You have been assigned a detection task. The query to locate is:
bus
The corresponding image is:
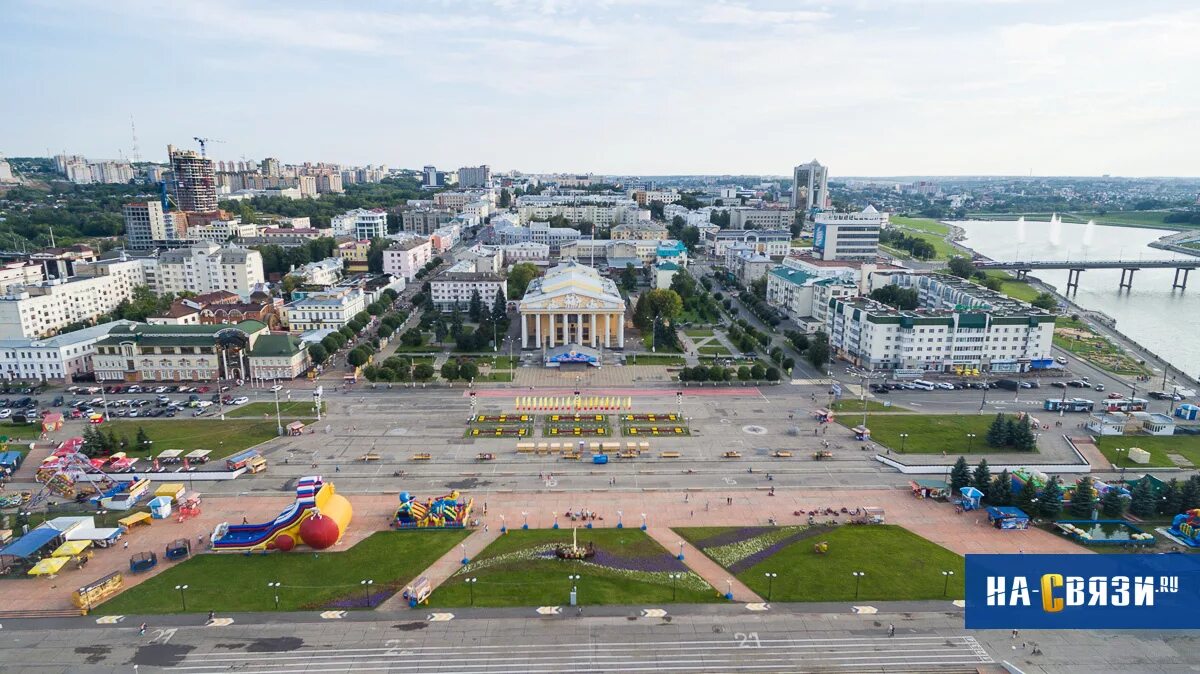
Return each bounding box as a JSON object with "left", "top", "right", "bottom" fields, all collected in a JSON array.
[
  {"left": 225, "top": 449, "right": 267, "bottom": 473},
  {"left": 911, "top": 380, "right": 936, "bottom": 391}
]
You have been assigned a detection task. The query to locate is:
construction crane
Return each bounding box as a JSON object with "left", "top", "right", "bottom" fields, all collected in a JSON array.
[{"left": 193, "top": 136, "right": 224, "bottom": 157}]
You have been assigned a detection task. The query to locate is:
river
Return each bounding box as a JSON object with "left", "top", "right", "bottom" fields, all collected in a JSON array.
[{"left": 952, "top": 219, "right": 1200, "bottom": 380}]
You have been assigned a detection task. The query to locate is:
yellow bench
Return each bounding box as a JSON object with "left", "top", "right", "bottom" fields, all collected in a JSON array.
[{"left": 660, "top": 451, "right": 681, "bottom": 459}]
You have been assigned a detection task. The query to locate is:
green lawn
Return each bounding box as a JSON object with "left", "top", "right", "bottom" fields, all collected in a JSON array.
[
  {"left": 97, "top": 419, "right": 294, "bottom": 459},
  {"left": 1054, "top": 317, "right": 1151, "bottom": 376},
  {"left": 979, "top": 271, "right": 1043, "bottom": 303},
  {"left": 698, "top": 345, "right": 732, "bottom": 356},
  {"left": 889, "top": 217, "right": 958, "bottom": 261},
  {"left": 100, "top": 530, "right": 470, "bottom": 614},
  {"left": 476, "top": 372, "right": 514, "bottom": 382},
  {"left": 641, "top": 332, "right": 682, "bottom": 353},
  {"left": 890, "top": 216, "right": 950, "bottom": 235},
  {"left": 1095, "top": 435, "right": 1200, "bottom": 469},
  {"left": 829, "top": 399, "right": 911, "bottom": 413},
  {"left": 430, "top": 528, "right": 719, "bottom": 607},
  {"left": 224, "top": 401, "right": 324, "bottom": 418},
  {"left": 683, "top": 328, "right": 714, "bottom": 339},
  {"left": 849, "top": 414, "right": 1036, "bottom": 454},
  {"left": 626, "top": 354, "right": 686, "bottom": 366},
  {"left": 678, "top": 525, "right": 964, "bottom": 602}
]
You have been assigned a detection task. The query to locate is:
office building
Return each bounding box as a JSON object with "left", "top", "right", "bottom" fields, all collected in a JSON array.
[
  {"left": 168, "top": 144, "right": 218, "bottom": 212},
  {"left": 790, "top": 159, "right": 829, "bottom": 213},
  {"left": 423, "top": 165, "right": 444, "bottom": 188},
  {"left": 383, "top": 238, "right": 433, "bottom": 281},
  {"left": 728, "top": 208, "right": 796, "bottom": 230},
  {"left": 458, "top": 165, "right": 491, "bottom": 188},
  {"left": 813, "top": 206, "right": 886, "bottom": 261},
  {"left": 705, "top": 229, "right": 792, "bottom": 257},
  {"left": 155, "top": 243, "right": 265, "bottom": 297},
  {"left": 284, "top": 286, "right": 368, "bottom": 332},
  {"left": 401, "top": 208, "right": 455, "bottom": 236},
  {"left": 611, "top": 221, "right": 669, "bottom": 240},
  {"left": 430, "top": 269, "right": 507, "bottom": 312},
  {"left": 92, "top": 321, "right": 309, "bottom": 382}
]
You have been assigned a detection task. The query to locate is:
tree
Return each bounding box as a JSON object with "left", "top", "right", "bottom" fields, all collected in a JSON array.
[
  {"left": 458, "top": 361, "right": 479, "bottom": 381},
  {"left": 805, "top": 331, "right": 830, "bottom": 371},
  {"left": 750, "top": 362, "right": 766, "bottom": 379},
  {"left": 949, "top": 456, "right": 971, "bottom": 493},
  {"left": 1100, "top": 487, "right": 1127, "bottom": 518},
  {"left": 1031, "top": 292, "right": 1058, "bottom": 311},
  {"left": 868, "top": 285, "right": 919, "bottom": 310},
  {"left": 621, "top": 263, "right": 638, "bottom": 292},
  {"left": 1038, "top": 477, "right": 1064, "bottom": 518},
  {"left": 1014, "top": 475, "right": 1037, "bottom": 514},
  {"left": 765, "top": 367, "right": 781, "bottom": 382},
  {"left": 946, "top": 256, "right": 975, "bottom": 279},
  {"left": 737, "top": 365, "right": 751, "bottom": 381},
  {"left": 1070, "top": 476, "right": 1097, "bottom": 518},
  {"left": 634, "top": 289, "right": 683, "bottom": 330},
  {"left": 989, "top": 469, "right": 1013, "bottom": 506},
  {"left": 450, "top": 303, "right": 464, "bottom": 337},
  {"left": 499, "top": 188, "right": 511, "bottom": 208},
  {"left": 347, "top": 348, "right": 369, "bottom": 368},
  {"left": 136, "top": 427, "right": 151, "bottom": 449},
  {"left": 413, "top": 363, "right": 435, "bottom": 381},
  {"left": 491, "top": 288, "right": 507, "bottom": 324},
  {"left": 507, "top": 262, "right": 539, "bottom": 299},
  {"left": 1160, "top": 478, "right": 1183, "bottom": 516},
  {"left": 468, "top": 289, "right": 483, "bottom": 322},
  {"left": 972, "top": 459, "right": 992, "bottom": 500},
  {"left": 985, "top": 413, "right": 1009, "bottom": 447},
  {"left": 441, "top": 361, "right": 460, "bottom": 381},
  {"left": 1180, "top": 476, "right": 1200, "bottom": 512},
  {"left": 1012, "top": 420, "right": 1036, "bottom": 451},
  {"left": 308, "top": 343, "right": 328, "bottom": 365}
]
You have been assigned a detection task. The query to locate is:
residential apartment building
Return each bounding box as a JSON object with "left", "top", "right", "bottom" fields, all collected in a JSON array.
[
  {"left": 430, "top": 270, "right": 507, "bottom": 312},
  {"left": 155, "top": 243, "right": 265, "bottom": 297},
  {"left": 168, "top": 144, "right": 218, "bottom": 212},
  {"left": 0, "top": 261, "right": 45, "bottom": 294},
  {"left": 766, "top": 267, "right": 858, "bottom": 332},
  {"left": 515, "top": 195, "right": 639, "bottom": 227},
  {"left": 288, "top": 258, "right": 343, "bottom": 286},
  {"left": 631, "top": 189, "right": 680, "bottom": 206},
  {"left": 813, "top": 206, "right": 886, "bottom": 261},
  {"left": 790, "top": 159, "right": 829, "bottom": 213},
  {"left": 457, "top": 165, "right": 491, "bottom": 188},
  {"left": 0, "top": 258, "right": 144, "bottom": 339},
  {"left": 123, "top": 201, "right": 183, "bottom": 250},
  {"left": 383, "top": 238, "right": 433, "bottom": 281},
  {"left": 611, "top": 221, "right": 669, "bottom": 240},
  {"left": 0, "top": 320, "right": 134, "bottom": 382},
  {"left": 728, "top": 247, "right": 774, "bottom": 283},
  {"left": 331, "top": 208, "right": 388, "bottom": 240},
  {"left": 727, "top": 208, "right": 796, "bottom": 230},
  {"left": 402, "top": 207, "right": 455, "bottom": 236},
  {"left": 284, "top": 286, "right": 368, "bottom": 332},
  {"left": 434, "top": 190, "right": 491, "bottom": 211},
  {"left": 336, "top": 240, "right": 371, "bottom": 274}
]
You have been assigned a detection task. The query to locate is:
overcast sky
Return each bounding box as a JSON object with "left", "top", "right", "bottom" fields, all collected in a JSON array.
[{"left": 3, "top": 0, "right": 1197, "bottom": 177}]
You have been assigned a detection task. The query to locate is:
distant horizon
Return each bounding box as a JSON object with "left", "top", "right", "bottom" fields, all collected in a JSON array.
[{"left": 2, "top": 0, "right": 1196, "bottom": 177}]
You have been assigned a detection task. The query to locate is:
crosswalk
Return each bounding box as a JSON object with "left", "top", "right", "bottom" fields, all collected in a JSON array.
[{"left": 168, "top": 634, "right": 993, "bottom": 673}]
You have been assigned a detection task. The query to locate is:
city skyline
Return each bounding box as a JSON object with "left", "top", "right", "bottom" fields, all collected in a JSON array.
[{"left": 2, "top": 0, "right": 1198, "bottom": 176}]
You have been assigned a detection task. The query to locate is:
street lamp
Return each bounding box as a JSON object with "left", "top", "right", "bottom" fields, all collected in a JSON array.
[
  {"left": 1114, "top": 448, "right": 1128, "bottom": 481},
  {"left": 174, "top": 584, "right": 189, "bottom": 611},
  {"left": 852, "top": 571, "right": 866, "bottom": 599},
  {"left": 724, "top": 578, "right": 734, "bottom": 601},
  {"left": 966, "top": 433, "right": 976, "bottom": 453},
  {"left": 522, "top": 511, "right": 529, "bottom": 530},
  {"left": 899, "top": 433, "right": 909, "bottom": 453},
  {"left": 460, "top": 543, "right": 470, "bottom": 565},
  {"left": 669, "top": 573, "right": 682, "bottom": 601},
  {"left": 764, "top": 572, "right": 778, "bottom": 601},
  {"left": 640, "top": 513, "right": 648, "bottom": 531},
  {"left": 552, "top": 512, "right": 559, "bottom": 529},
  {"left": 499, "top": 514, "right": 506, "bottom": 534},
  {"left": 273, "top": 385, "right": 284, "bottom": 437},
  {"left": 568, "top": 574, "right": 581, "bottom": 606},
  {"left": 616, "top": 510, "right": 623, "bottom": 529},
  {"left": 268, "top": 581, "right": 281, "bottom": 610},
  {"left": 360, "top": 579, "right": 374, "bottom": 608},
  {"left": 465, "top": 577, "right": 478, "bottom": 606},
  {"left": 941, "top": 570, "right": 955, "bottom": 597},
  {"left": 677, "top": 540, "right": 685, "bottom": 561}
]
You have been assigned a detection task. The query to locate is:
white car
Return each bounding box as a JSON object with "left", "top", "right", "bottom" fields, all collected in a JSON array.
[
  {"left": 270, "top": 385, "right": 283, "bottom": 392},
  {"left": 0, "top": 409, "right": 11, "bottom": 419},
  {"left": 232, "top": 396, "right": 250, "bottom": 405},
  {"left": 935, "top": 382, "right": 955, "bottom": 390}
]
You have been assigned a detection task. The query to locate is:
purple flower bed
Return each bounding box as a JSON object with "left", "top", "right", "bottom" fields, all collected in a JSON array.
[
  {"left": 727, "top": 526, "right": 832, "bottom": 575},
  {"left": 591, "top": 548, "right": 689, "bottom": 573},
  {"left": 321, "top": 588, "right": 397, "bottom": 609},
  {"left": 693, "top": 527, "right": 773, "bottom": 550}
]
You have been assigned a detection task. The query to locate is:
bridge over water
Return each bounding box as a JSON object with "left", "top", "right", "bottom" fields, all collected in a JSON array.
[{"left": 974, "top": 257, "right": 1198, "bottom": 292}]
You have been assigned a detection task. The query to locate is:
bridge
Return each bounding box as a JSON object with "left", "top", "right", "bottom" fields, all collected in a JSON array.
[{"left": 974, "top": 258, "right": 1198, "bottom": 293}]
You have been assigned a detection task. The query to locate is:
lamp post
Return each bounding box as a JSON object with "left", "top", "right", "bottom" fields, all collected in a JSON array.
[
  {"left": 616, "top": 510, "right": 623, "bottom": 529},
  {"left": 764, "top": 572, "right": 778, "bottom": 601},
  {"left": 499, "top": 514, "right": 506, "bottom": 534},
  {"left": 273, "top": 386, "right": 284, "bottom": 437},
  {"left": 1114, "top": 448, "right": 1127, "bottom": 481},
  {"left": 465, "top": 577, "right": 477, "bottom": 606},
  {"left": 568, "top": 574, "right": 581, "bottom": 607},
  {"left": 852, "top": 571, "right": 866, "bottom": 599},
  {"left": 966, "top": 433, "right": 976, "bottom": 453},
  {"left": 460, "top": 543, "right": 470, "bottom": 565},
  {"left": 941, "top": 570, "right": 955, "bottom": 597},
  {"left": 360, "top": 579, "right": 374, "bottom": 608},
  {"left": 669, "top": 573, "right": 681, "bottom": 601},
  {"left": 268, "top": 581, "right": 281, "bottom": 610},
  {"left": 552, "top": 511, "right": 559, "bottom": 530},
  {"left": 724, "top": 578, "right": 734, "bottom": 601},
  {"left": 522, "top": 511, "right": 529, "bottom": 530},
  {"left": 174, "top": 584, "right": 189, "bottom": 611},
  {"left": 899, "top": 433, "right": 909, "bottom": 453},
  {"left": 640, "top": 512, "right": 647, "bottom": 531},
  {"left": 677, "top": 540, "right": 685, "bottom": 561}
]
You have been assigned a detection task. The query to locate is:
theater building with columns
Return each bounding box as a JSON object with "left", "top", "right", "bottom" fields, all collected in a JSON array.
[{"left": 517, "top": 261, "right": 627, "bottom": 352}]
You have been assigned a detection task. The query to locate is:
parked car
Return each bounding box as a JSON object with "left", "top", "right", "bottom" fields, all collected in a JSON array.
[
  {"left": 232, "top": 396, "right": 249, "bottom": 405},
  {"left": 1055, "top": 356, "right": 1068, "bottom": 364}
]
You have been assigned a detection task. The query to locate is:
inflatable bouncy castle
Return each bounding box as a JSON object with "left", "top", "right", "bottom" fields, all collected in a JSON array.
[
  {"left": 393, "top": 490, "right": 473, "bottom": 529},
  {"left": 211, "top": 476, "right": 353, "bottom": 552},
  {"left": 1169, "top": 509, "right": 1200, "bottom": 548}
]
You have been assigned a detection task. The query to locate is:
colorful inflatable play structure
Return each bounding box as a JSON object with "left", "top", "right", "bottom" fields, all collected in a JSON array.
[
  {"left": 1168, "top": 509, "right": 1200, "bottom": 548},
  {"left": 211, "top": 476, "right": 352, "bottom": 552},
  {"left": 393, "top": 490, "right": 473, "bottom": 529}
]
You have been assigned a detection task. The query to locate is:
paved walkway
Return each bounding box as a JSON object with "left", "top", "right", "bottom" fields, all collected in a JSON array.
[
  {"left": 376, "top": 526, "right": 501, "bottom": 610},
  {"left": 1069, "top": 435, "right": 1112, "bottom": 469},
  {"left": 643, "top": 526, "right": 763, "bottom": 602}
]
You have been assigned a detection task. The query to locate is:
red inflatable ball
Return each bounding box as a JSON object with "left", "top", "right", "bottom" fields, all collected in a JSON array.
[
  {"left": 298, "top": 514, "right": 340, "bottom": 550},
  {"left": 274, "top": 533, "right": 296, "bottom": 552}
]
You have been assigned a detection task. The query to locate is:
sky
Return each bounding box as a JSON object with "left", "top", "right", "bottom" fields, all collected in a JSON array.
[{"left": 2, "top": 0, "right": 1198, "bottom": 177}]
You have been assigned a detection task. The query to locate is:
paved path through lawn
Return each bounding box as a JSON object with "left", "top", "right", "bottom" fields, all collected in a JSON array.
[
  {"left": 375, "top": 526, "right": 500, "bottom": 610},
  {"left": 644, "top": 525, "right": 763, "bottom": 602}
]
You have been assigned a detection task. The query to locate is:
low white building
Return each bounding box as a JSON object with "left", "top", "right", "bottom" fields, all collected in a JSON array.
[
  {"left": 186, "top": 218, "right": 258, "bottom": 244},
  {"left": 284, "top": 286, "right": 368, "bottom": 332},
  {"left": 332, "top": 208, "right": 389, "bottom": 239},
  {"left": 706, "top": 229, "right": 791, "bottom": 257},
  {"left": 500, "top": 242, "right": 550, "bottom": 265},
  {"left": 383, "top": 238, "right": 433, "bottom": 281},
  {"left": 288, "top": 258, "right": 343, "bottom": 287},
  {"left": 431, "top": 224, "right": 462, "bottom": 253},
  {"left": 0, "top": 320, "right": 134, "bottom": 382}
]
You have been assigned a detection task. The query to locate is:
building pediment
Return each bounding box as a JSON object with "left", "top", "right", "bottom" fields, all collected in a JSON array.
[{"left": 520, "top": 290, "right": 622, "bottom": 312}]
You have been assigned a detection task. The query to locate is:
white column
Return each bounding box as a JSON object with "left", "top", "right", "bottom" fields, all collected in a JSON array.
[
  {"left": 548, "top": 313, "right": 555, "bottom": 347},
  {"left": 605, "top": 314, "right": 611, "bottom": 348},
  {"left": 521, "top": 312, "right": 529, "bottom": 348},
  {"left": 577, "top": 313, "right": 584, "bottom": 345},
  {"left": 618, "top": 314, "right": 625, "bottom": 348},
  {"left": 591, "top": 314, "right": 598, "bottom": 348},
  {"left": 535, "top": 312, "right": 542, "bottom": 347}
]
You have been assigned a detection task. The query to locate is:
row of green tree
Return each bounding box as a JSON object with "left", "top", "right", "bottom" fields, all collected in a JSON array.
[
  {"left": 678, "top": 362, "right": 780, "bottom": 382},
  {"left": 363, "top": 355, "right": 435, "bottom": 382},
  {"left": 880, "top": 228, "right": 937, "bottom": 259},
  {"left": 984, "top": 413, "right": 1037, "bottom": 451}
]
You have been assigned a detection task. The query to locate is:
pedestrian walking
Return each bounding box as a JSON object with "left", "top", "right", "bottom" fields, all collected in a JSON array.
[
  {"left": 208, "top": 610, "right": 216, "bottom": 623},
  {"left": 139, "top": 622, "right": 147, "bottom": 636},
  {"left": 888, "top": 624, "right": 895, "bottom": 637},
  {"left": 123, "top": 540, "right": 129, "bottom": 550},
  {"left": 1011, "top": 629, "right": 1019, "bottom": 639}
]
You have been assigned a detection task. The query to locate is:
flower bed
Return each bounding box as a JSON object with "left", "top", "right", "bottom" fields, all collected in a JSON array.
[
  {"left": 472, "top": 414, "right": 533, "bottom": 425},
  {"left": 621, "top": 413, "right": 680, "bottom": 422},
  {"left": 622, "top": 425, "right": 689, "bottom": 436},
  {"left": 545, "top": 414, "right": 609, "bottom": 423},
  {"left": 467, "top": 425, "right": 530, "bottom": 437},
  {"left": 545, "top": 426, "right": 609, "bottom": 436}
]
